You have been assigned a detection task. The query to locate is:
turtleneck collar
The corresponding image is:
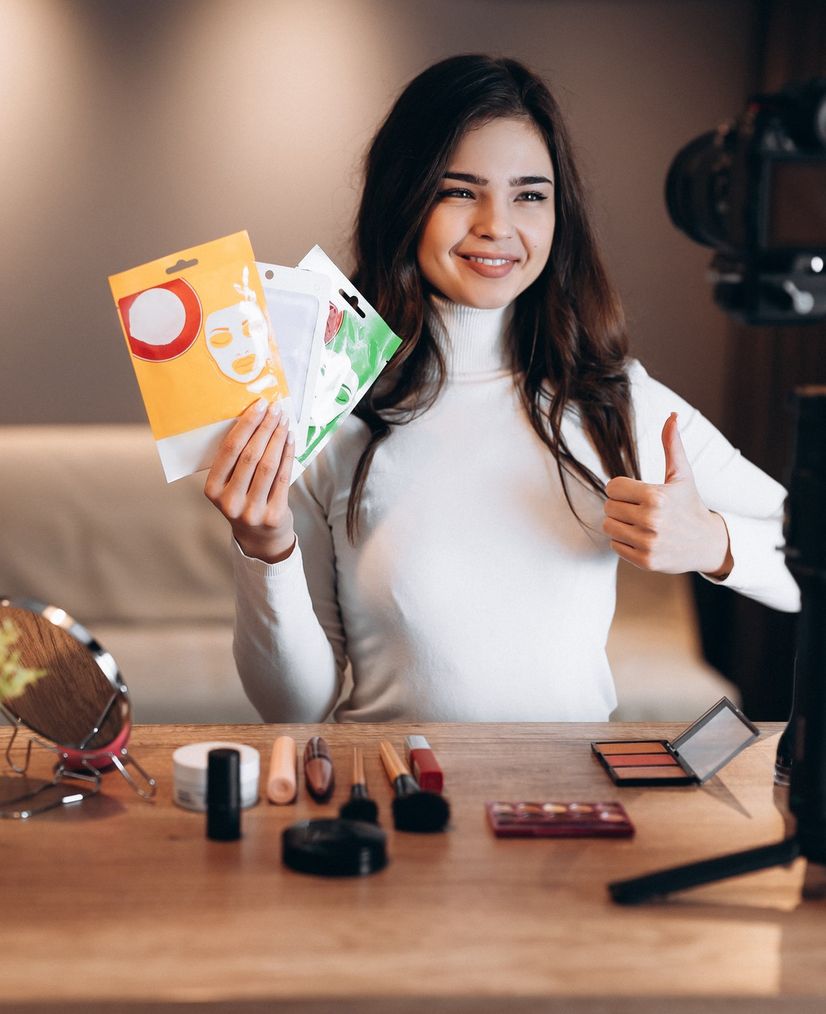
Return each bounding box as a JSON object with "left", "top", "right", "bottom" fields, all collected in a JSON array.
[{"left": 426, "top": 294, "right": 513, "bottom": 376}]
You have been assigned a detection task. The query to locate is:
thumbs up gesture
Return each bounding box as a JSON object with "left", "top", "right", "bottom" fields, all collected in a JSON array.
[{"left": 603, "top": 413, "right": 733, "bottom": 577}]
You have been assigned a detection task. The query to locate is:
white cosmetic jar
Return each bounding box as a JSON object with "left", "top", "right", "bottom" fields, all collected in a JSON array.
[{"left": 172, "top": 741, "right": 260, "bottom": 811}]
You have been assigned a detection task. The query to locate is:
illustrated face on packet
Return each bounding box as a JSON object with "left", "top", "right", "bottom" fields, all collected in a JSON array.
[
  {"left": 205, "top": 267, "right": 274, "bottom": 392},
  {"left": 309, "top": 348, "right": 359, "bottom": 424},
  {"left": 308, "top": 304, "right": 359, "bottom": 426}
]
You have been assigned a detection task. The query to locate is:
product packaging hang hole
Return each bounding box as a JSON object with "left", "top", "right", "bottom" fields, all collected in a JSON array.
[
  {"left": 165, "top": 257, "right": 199, "bottom": 275},
  {"left": 338, "top": 288, "right": 366, "bottom": 318}
]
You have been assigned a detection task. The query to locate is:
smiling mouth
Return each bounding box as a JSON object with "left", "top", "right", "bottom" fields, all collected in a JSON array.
[{"left": 461, "top": 255, "right": 517, "bottom": 266}]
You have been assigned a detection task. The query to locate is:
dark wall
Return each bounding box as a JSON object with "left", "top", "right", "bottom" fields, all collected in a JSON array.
[{"left": 693, "top": 0, "right": 826, "bottom": 720}]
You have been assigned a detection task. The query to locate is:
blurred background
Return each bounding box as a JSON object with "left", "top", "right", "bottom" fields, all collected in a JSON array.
[
  {"left": 0, "top": 0, "right": 763, "bottom": 428},
  {"left": 1, "top": 0, "right": 824, "bottom": 718}
]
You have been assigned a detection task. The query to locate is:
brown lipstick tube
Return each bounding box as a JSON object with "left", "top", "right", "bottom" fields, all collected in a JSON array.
[{"left": 303, "top": 736, "right": 335, "bottom": 802}]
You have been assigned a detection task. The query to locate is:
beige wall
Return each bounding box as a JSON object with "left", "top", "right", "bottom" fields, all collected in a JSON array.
[{"left": 0, "top": 0, "right": 756, "bottom": 429}]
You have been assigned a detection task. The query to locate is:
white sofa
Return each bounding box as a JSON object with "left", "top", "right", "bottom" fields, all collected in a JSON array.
[{"left": 1, "top": 425, "right": 736, "bottom": 724}]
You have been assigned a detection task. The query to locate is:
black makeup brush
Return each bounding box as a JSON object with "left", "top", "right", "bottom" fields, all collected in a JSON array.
[
  {"left": 379, "top": 740, "right": 450, "bottom": 833},
  {"left": 339, "top": 747, "right": 379, "bottom": 824}
]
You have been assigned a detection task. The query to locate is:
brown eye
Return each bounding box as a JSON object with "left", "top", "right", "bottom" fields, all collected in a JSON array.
[{"left": 437, "top": 188, "right": 475, "bottom": 200}]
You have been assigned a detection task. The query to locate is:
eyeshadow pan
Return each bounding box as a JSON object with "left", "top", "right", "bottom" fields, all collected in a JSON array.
[
  {"left": 594, "top": 741, "right": 668, "bottom": 755},
  {"left": 612, "top": 766, "right": 686, "bottom": 780},
  {"left": 606, "top": 753, "right": 679, "bottom": 768},
  {"left": 486, "top": 801, "right": 634, "bottom": 837}
]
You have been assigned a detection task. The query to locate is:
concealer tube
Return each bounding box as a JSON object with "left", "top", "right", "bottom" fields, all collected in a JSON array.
[{"left": 267, "top": 736, "right": 297, "bottom": 804}]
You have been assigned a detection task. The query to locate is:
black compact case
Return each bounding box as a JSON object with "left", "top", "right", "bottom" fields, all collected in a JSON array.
[{"left": 591, "top": 697, "right": 760, "bottom": 787}]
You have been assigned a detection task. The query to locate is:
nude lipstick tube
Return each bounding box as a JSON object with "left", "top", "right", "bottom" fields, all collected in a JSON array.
[
  {"left": 303, "top": 736, "right": 335, "bottom": 802},
  {"left": 267, "top": 736, "right": 297, "bottom": 804}
]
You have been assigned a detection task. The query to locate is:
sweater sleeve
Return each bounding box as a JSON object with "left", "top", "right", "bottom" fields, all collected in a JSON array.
[
  {"left": 231, "top": 460, "right": 348, "bottom": 722},
  {"left": 629, "top": 360, "right": 800, "bottom": 613}
]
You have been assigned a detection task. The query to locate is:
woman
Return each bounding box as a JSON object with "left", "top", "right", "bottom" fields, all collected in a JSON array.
[{"left": 205, "top": 55, "right": 799, "bottom": 723}]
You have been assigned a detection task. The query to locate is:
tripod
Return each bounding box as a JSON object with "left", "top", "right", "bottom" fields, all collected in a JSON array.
[{"left": 610, "top": 388, "right": 826, "bottom": 905}]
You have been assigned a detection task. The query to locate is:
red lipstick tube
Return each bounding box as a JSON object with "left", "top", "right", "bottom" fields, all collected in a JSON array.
[{"left": 405, "top": 735, "right": 444, "bottom": 793}]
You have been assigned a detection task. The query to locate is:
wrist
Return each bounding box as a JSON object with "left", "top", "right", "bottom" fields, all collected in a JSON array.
[
  {"left": 234, "top": 528, "right": 297, "bottom": 565},
  {"left": 701, "top": 511, "right": 733, "bottom": 580}
]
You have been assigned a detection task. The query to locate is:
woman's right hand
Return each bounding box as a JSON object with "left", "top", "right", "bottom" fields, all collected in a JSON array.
[{"left": 204, "top": 398, "right": 297, "bottom": 564}]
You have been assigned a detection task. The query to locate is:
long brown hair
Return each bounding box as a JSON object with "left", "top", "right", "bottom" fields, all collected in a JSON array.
[{"left": 348, "top": 54, "right": 639, "bottom": 539}]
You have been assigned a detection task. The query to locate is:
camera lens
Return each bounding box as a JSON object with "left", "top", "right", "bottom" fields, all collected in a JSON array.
[{"left": 665, "top": 131, "right": 731, "bottom": 249}]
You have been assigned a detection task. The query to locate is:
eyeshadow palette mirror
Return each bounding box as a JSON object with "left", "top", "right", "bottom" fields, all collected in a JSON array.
[
  {"left": 591, "top": 697, "right": 760, "bottom": 787},
  {"left": 486, "top": 801, "right": 634, "bottom": 838}
]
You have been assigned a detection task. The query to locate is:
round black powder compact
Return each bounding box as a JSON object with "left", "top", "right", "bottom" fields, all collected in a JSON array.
[{"left": 282, "top": 818, "right": 388, "bottom": 877}]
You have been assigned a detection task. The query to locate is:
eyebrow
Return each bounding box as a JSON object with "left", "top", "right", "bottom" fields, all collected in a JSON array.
[{"left": 443, "top": 172, "right": 554, "bottom": 187}]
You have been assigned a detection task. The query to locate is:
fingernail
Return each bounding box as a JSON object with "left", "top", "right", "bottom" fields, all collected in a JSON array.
[
  {"left": 267, "top": 402, "right": 282, "bottom": 420},
  {"left": 286, "top": 431, "right": 295, "bottom": 446},
  {"left": 252, "top": 398, "right": 267, "bottom": 414}
]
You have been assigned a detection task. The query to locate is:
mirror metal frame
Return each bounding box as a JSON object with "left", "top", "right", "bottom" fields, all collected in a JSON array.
[{"left": 0, "top": 596, "right": 156, "bottom": 801}]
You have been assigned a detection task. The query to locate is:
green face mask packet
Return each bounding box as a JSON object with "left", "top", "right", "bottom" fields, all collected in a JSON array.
[{"left": 293, "top": 246, "right": 402, "bottom": 477}]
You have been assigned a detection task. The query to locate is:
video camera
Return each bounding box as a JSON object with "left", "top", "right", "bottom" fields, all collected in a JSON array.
[{"left": 665, "top": 78, "right": 826, "bottom": 325}]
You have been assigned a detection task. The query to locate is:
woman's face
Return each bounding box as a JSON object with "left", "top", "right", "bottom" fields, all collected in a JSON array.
[{"left": 416, "top": 116, "right": 556, "bottom": 309}]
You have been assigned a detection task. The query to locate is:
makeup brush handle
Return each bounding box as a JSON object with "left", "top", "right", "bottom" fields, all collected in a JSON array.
[
  {"left": 379, "top": 740, "right": 410, "bottom": 783},
  {"left": 352, "top": 746, "right": 366, "bottom": 787},
  {"left": 394, "top": 773, "right": 420, "bottom": 799}
]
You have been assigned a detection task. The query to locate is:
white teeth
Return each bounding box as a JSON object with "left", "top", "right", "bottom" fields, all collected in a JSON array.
[{"left": 466, "top": 256, "right": 511, "bottom": 266}]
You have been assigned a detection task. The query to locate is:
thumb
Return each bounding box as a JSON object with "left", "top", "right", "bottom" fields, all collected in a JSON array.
[{"left": 662, "top": 412, "right": 692, "bottom": 483}]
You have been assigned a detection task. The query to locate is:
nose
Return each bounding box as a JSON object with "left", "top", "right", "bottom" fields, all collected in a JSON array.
[{"left": 471, "top": 194, "right": 513, "bottom": 241}]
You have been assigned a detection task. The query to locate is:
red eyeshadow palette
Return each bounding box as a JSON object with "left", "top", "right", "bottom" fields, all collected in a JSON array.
[
  {"left": 486, "top": 801, "right": 634, "bottom": 838},
  {"left": 592, "top": 697, "right": 760, "bottom": 787}
]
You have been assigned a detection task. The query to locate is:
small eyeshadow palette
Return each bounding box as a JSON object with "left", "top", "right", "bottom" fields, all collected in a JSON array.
[
  {"left": 592, "top": 696, "right": 760, "bottom": 787},
  {"left": 486, "top": 801, "right": 634, "bottom": 838}
]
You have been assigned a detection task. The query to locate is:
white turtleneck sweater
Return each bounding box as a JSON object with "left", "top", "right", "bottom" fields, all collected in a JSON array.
[{"left": 232, "top": 300, "right": 799, "bottom": 723}]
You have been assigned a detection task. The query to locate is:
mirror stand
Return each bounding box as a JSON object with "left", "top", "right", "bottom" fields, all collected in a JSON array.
[{"left": 2, "top": 708, "right": 157, "bottom": 803}]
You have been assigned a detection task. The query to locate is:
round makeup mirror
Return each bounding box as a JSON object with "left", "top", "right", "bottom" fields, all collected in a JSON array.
[{"left": 0, "top": 597, "right": 155, "bottom": 806}]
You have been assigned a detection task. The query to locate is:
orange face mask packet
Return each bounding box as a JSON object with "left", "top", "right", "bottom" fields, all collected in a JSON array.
[{"left": 108, "top": 231, "right": 291, "bottom": 481}]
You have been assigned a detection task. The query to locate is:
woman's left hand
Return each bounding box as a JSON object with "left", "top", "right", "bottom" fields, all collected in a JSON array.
[{"left": 603, "top": 412, "right": 733, "bottom": 578}]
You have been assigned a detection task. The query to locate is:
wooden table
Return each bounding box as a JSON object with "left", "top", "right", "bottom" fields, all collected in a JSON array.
[{"left": 1, "top": 721, "right": 824, "bottom": 1013}]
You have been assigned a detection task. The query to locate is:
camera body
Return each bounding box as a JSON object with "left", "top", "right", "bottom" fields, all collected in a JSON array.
[{"left": 666, "top": 79, "right": 826, "bottom": 325}]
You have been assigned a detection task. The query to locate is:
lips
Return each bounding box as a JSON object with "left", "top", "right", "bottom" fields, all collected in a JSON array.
[
  {"left": 462, "top": 253, "right": 518, "bottom": 265},
  {"left": 456, "top": 251, "right": 519, "bottom": 278},
  {"left": 459, "top": 252, "right": 519, "bottom": 265},
  {"left": 231, "top": 353, "right": 259, "bottom": 375}
]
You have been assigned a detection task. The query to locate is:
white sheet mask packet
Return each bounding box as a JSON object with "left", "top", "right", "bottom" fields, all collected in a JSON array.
[{"left": 256, "top": 263, "right": 330, "bottom": 456}]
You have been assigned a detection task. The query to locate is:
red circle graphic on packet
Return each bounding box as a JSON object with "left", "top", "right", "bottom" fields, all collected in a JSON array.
[
  {"left": 119, "top": 278, "right": 203, "bottom": 362},
  {"left": 324, "top": 302, "right": 344, "bottom": 345}
]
